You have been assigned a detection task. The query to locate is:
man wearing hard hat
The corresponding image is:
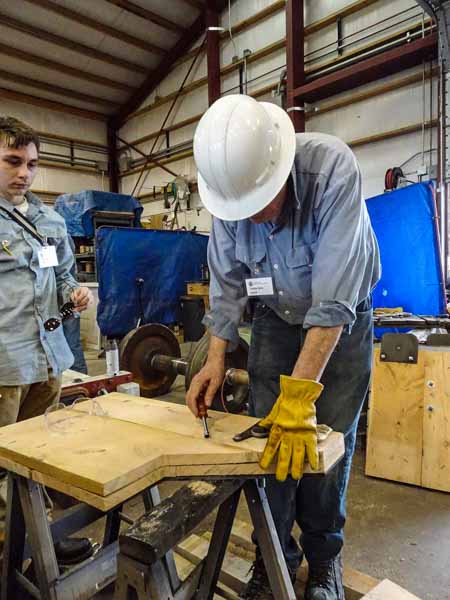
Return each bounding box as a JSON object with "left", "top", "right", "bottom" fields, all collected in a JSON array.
[{"left": 187, "top": 94, "right": 380, "bottom": 600}]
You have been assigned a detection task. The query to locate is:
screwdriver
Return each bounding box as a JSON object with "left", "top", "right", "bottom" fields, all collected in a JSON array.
[{"left": 197, "top": 388, "right": 210, "bottom": 439}]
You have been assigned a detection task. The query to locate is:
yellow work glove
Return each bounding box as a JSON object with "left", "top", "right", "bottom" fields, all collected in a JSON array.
[{"left": 259, "top": 375, "right": 323, "bottom": 482}]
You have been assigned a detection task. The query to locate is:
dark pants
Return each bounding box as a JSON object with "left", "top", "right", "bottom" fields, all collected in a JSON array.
[{"left": 247, "top": 301, "right": 373, "bottom": 570}]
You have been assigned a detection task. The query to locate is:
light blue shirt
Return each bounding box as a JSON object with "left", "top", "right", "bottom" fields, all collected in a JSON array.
[
  {"left": 0, "top": 192, "right": 77, "bottom": 385},
  {"left": 205, "top": 133, "right": 381, "bottom": 348}
]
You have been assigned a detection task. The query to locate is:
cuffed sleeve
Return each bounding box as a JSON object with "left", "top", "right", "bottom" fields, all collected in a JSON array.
[
  {"left": 203, "top": 217, "right": 248, "bottom": 349},
  {"left": 303, "top": 145, "right": 374, "bottom": 330}
]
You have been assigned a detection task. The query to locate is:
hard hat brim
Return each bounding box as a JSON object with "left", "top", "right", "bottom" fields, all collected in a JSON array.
[{"left": 197, "top": 102, "right": 297, "bottom": 221}]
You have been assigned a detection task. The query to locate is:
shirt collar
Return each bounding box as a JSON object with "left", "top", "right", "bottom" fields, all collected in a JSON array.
[{"left": 0, "top": 191, "right": 43, "bottom": 213}]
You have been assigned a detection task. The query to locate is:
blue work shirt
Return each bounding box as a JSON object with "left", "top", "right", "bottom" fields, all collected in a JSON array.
[
  {"left": 205, "top": 133, "right": 381, "bottom": 348},
  {"left": 0, "top": 192, "right": 78, "bottom": 385}
]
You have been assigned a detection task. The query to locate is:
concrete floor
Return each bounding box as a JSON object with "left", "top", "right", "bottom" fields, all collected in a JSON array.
[{"left": 84, "top": 351, "right": 450, "bottom": 599}]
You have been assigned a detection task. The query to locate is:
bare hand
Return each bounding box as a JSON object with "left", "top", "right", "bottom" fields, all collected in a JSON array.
[
  {"left": 186, "top": 360, "right": 225, "bottom": 416},
  {"left": 70, "top": 287, "right": 93, "bottom": 313}
]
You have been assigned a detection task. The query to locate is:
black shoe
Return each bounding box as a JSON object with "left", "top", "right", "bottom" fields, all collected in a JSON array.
[
  {"left": 54, "top": 537, "right": 94, "bottom": 566},
  {"left": 305, "top": 554, "right": 344, "bottom": 600},
  {"left": 239, "top": 550, "right": 297, "bottom": 600}
]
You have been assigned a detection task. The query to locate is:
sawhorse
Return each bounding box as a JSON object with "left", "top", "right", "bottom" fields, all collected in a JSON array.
[
  {"left": 1, "top": 474, "right": 178, "bottom": 600},
  {"left": 114, "top": 477, "right": 296, "bottom": 600}
]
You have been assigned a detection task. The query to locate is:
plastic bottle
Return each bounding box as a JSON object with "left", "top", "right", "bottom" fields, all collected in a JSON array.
[{"left": 105, "top": 339, "right": 120, "bottom": 377}]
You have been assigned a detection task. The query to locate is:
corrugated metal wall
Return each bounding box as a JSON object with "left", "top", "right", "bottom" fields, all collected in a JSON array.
[
  {"left": 118, "top": 0, "right": 436, "bottom": 230},
  {"left": 0, "top": 98, "right": 108, "bottom": 199}
]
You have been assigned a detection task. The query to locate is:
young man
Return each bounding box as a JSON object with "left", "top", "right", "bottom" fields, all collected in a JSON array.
[
  {"left": 0, "top": 117, "right": 94, "bottom": 562},
  {"left": 186, "top": 95, "right": 380, "bottom": 600},
  {"left": 0, "top": 115, "right": 92, "bottom": 421}
]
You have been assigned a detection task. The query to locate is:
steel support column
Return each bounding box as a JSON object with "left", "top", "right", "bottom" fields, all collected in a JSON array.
[
  {"left": 286, "top": 0, "right": 305, "bottom": 132},
  {"left": 206, "top": 0, "right": 221, "bottom": 105},
  {"left": 108, "top": 124, "right": 120, "bottom": 193}
]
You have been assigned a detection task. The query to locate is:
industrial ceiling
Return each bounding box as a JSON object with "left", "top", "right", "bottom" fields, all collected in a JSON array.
[{"left": 0, "top": 0, "right": 207, "bottom": 122}]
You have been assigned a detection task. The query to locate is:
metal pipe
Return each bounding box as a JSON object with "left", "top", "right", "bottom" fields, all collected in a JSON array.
[
  {"left": 439, "top": 61, "right": 448, "bottom": 277},
  {"left": 308, "top": 26, "right": 435, "bottom": 80},
  {"left": 305, "top": 9, "right": 424, "bottom": 63},
  {"left": 116, "top": 134, "right": 178, "bottom": 178},
  {"left": 151, "top": 354, "right": 188, "bottom": 376},
  {"left": 151, "top": 354, "right": 250, "bottom": 388},
  {"left": 40, "top": 137, "right": 107, "bottom": 155}
]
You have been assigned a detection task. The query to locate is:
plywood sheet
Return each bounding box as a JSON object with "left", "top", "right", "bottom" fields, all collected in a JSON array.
[
  {"left": 362, "top": 579, "right": 421, "bottom": 599},
  {"left": 422, "top": 350, "right": 450, "bottom": 492},
  {"left": 366, "top": 347, "right": 425, "bottom": 485},
  {"left": 0, "top": 394, "right": 344, "bottom": 507}
]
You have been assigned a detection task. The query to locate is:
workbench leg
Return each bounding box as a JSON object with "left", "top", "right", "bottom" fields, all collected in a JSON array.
[
  {"left": 114, "top": 554, "right": 174, "bottom": 600},
  {"left": 244, "top": 479, "right": 296, "bottom": 600},
  {"left": 18, "top": 478, "right": 59, "bottom": 600},
  {"left": 1, "top": 474, "right": 26, "bottom": 600},
  {"left": 143, "top": 485, "right": 181, "bottom": 593},
  {"left": 103, "top": 503, "right": 123, "bottom": 546},
  {"left": 195, "top": 487, "right": 241, "bottom": 600}
]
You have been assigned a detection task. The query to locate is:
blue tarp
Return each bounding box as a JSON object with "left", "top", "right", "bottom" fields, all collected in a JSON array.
[
  {"left": 366, "top": 182, "right": 446, "bottom": 333},
  {"left": 96, "top": 227, "right": 209, "bottom": 337},
  {"left": 54, "top": 190, "right": 143, "bottom": 236}
]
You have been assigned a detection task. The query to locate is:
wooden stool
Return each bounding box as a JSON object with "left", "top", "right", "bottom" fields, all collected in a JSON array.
[{"left": 114, "top": 478, "right": 296, "bottom": 600}]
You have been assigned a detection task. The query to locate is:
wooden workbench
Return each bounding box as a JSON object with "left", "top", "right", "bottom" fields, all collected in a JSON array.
[
  {"left": 0, "top": 393, "right": 344, "bottom": 511},
  {"left": 0, "top": 394, "right": 344, "bottom": 600}
]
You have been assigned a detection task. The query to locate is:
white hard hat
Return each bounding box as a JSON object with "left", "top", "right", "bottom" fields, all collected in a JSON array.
[{"left": 193, "top": 94, "right": 296, "bottom": 221}]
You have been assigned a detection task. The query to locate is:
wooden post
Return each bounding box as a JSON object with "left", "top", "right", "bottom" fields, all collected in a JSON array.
[
  {"left": 286, "top": 0, "right": 305, "bottom": 132},
  {"left": 206, "top": 0, "right": 221, "bottom": 105}
]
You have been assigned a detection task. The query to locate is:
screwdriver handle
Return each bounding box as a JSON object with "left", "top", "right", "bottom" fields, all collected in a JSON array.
[{"left": 197, "top": 389, "right": 208, "bottom": 419}]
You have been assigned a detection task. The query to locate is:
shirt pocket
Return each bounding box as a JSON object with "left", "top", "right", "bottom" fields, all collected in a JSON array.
[
  {"left": 235, "top": 243, "right": 266, "bottom": 274},
  {"left": 285, "top": 243, "right": 315, "bottom": 300},
  {"left": 32, "top": 225, "right": 61, "bottom": 246}
]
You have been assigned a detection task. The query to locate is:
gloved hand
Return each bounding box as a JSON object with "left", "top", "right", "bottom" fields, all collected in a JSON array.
[{"left": 259, "top": 375, "right": 323, "bottom": 482}]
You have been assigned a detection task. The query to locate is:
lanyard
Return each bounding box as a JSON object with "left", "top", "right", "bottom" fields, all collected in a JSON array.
[{"left": 0, "top": 206, "right": 46, "bottom": 246}]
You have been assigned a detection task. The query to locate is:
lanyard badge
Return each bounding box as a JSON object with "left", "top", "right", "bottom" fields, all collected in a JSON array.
[
  {"left": 245, "top": 277, "right": 274, "bottom": 296},
  {"left": 38, "top": 244, "right": 59, "bottom": 268}
]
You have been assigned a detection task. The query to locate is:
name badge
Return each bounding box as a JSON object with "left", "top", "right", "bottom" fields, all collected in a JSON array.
[
  {"left": 245, "top": 277, "right": 274, "bottom": 297},
  {"left": 38, "top": 245, "right": 59, "bottom": 268}
]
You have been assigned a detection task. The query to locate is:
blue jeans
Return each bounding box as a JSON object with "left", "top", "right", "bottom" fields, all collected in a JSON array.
[
  {"left": 247, "top": 300, "right": 373, "bottom": 570},
  {"left": 63, "top": 317, "right": 88, "bottom": 374}
]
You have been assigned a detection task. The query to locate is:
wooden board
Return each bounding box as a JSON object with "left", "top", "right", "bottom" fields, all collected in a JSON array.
[
  {"left": 0, "top": 394, "right": 344, "bottom": 510},
  {"left": 366, "top": 347, "right": 425, "bottom": 486},
  {"left": 422, "top": 350, "right": 450, "bottom": 491},
  {"left": 75, "top": 393, "right": 344, "bottom": 475},
  {"left": 367, "top": 345, "right": 450, "bottom": 492},
  {"left": 362, "top": 579, "right": 421, "bottom": 599}
]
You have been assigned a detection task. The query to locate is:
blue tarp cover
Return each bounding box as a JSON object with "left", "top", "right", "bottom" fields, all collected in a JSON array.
[
  {"left": 366, "top": 182, "right": 446, "bottom": 322},
  {"left": 55, "top": 190, "right": 143, "bottom": 236},
  {"left": 96, "top": 227, "right": 209, "bottom": 337}
]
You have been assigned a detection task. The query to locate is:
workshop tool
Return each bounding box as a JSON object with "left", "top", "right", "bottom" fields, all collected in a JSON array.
[
  {"left": 197, "top": 388, "right": 210, "bottom": 438},
  {"left": 120, "top": 324, "right": 250, "bottom": 412},
  {"left": 233, "top": 422, "right": 332, "bottom": 443},
  {"left": 43, "top": 301, "right": 76, "bottom": 332},
  {"left": 233, "top": 422, "right": 269, "bottom": 442}
]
